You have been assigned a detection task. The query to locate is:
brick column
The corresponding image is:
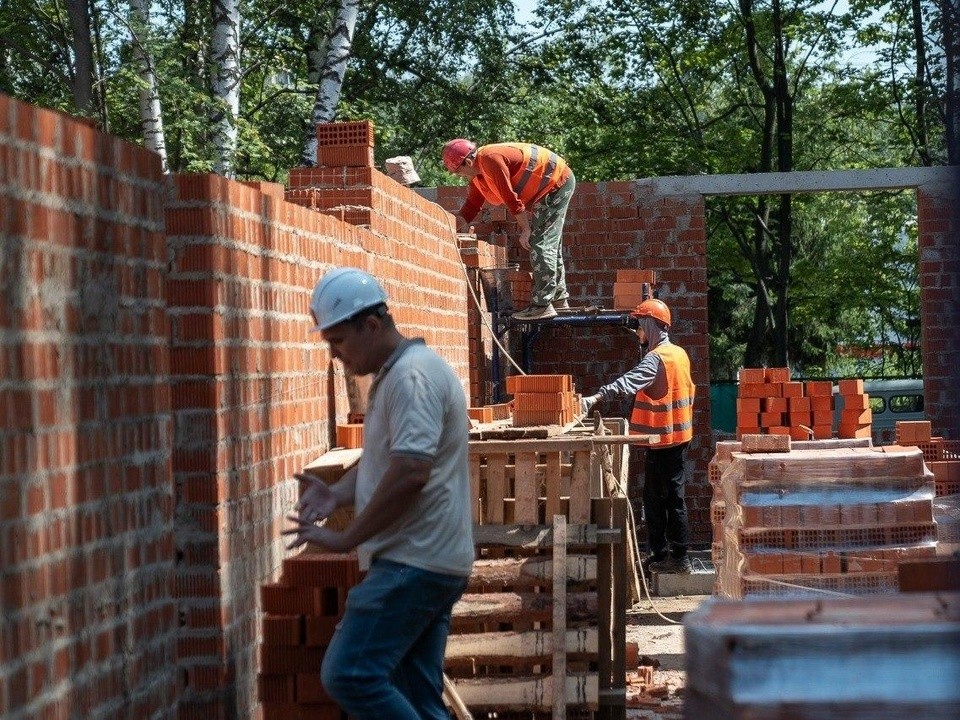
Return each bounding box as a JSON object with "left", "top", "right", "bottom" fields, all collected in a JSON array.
[{"left": 918, "top": 180, "right": 960, "bottom": 440}]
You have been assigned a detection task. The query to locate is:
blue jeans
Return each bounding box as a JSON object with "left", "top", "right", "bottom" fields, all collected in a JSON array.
[{"left": 321, "top": 559, "right": 469, "bottom": 720}]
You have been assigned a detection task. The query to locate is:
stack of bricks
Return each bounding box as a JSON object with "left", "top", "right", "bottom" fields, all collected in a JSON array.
[
  {"left": 258, "top": 552, "right": 363, "bottom": 720},
  {"left": 506, "top": 374, "right": 580, "bottom": 427},
  {"left": 715, "top": 445, "right": 937, "bottom": 598},
  {"left": 315, "top": 120, "right": 374, "bottom": 168},
  {"left": 708, "top": 437, "right": 876, "bottom": 570},
  {"left": 836, "top": 378, "right": 872, "bottom": 439},
  {"left": 736, "top": 368, "right": 835, "bottom": 440},
  {"left": 896, "top": 420, "right": 960, "bottom": 496},
  {"left": 612, "top": 269, "right": 657, "bottom": 309}
]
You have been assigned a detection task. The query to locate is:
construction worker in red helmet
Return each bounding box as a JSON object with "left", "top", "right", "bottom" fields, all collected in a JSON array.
[
  {"left": 580, "top": 297, "right": 696, "bottom": 574},
  {"left": 442, "top": 138, "right": 576, "bottom": 321}
]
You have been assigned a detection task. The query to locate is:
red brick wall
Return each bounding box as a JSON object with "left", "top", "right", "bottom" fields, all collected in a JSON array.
[
  {"left": 167, "top": 171, "right": 469, "bottom": 719},
  {"left": 918, "top": 182, "right": 960, "bottom": 441},
  {"left": 0, "top": 96, "right": 470, "bottom": 720},
  {"left": 0, "top": 95, "right": 178, "bottom": 719}
]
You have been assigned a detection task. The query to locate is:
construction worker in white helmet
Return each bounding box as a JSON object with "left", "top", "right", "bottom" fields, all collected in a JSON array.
[
  {"left": 284, "top": 267, "right": 474, "bottom": 719},
  {"left": 580, "top": 298, "right": 696, "bottom": 575},
  {"left": 442, "top": 138, "right": 576, "bottom": 321}
]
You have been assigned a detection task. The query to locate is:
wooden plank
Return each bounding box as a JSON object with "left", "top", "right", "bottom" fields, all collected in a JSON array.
[
  {"left": 569, "top": 450, "right": 592, "bottom": 523},
  {"left": 469, "top": 555, "right": 597, "bottom": 588},
  {"left": 469, "top": 455, "right": 481, "bottom": 523},
  {"left": 545, "top": 452, "right": 563, "bottom": 520},
  {"left": 445, "top": 628, "right": 598, "bottom": 661},
  {"left": 553, "top": 514, "right": 567, "bottom": 720},
  {"left": 470, "top": 438, "right": 594, "bottom": 454},
  {"left": 452, "top": 592, "right": 598, "bottom": 623},
  {"left": 594, "top": 498, "right": 613, "bottom": 720},
  {"left": 472, "top": 524, "right": 599, "bottom": 548},
  {"left": 468, "top": 435, "right": 655, "bottom": 455},
  {"left": 611, "top": 497, "right": 628, "bottom": 720},
  {"left": 486, "top": 454, "right": 507, "bottom": 523},
  {"left": 301, "top": 448, "right": 362, "bottom": 481},
  {"left": 514, "top": 451, "right": 539, "bottom": 523},
  {"left": 449, "top": 674, "right": 598, "bottom": 711}
]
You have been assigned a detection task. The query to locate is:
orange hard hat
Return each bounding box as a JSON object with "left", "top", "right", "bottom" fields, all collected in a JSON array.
[
  {"left": 631, "top": 298, "right": 671, "bottom": 327},
  {"left": 442, "top": 138, "right": 476, "bottom": 172}
]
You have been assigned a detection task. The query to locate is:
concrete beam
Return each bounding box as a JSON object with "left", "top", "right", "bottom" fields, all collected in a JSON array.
[{"left": 647, "top": 166, "right": 960, "bottom": 197}]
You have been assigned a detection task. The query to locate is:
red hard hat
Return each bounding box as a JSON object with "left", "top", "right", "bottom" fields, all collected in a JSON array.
[
  {"left": 632, "top": 298, "right": 671, "bottom": 327},
  {"left": 442, "top": 138, "right": 476, "bottom": 172}
]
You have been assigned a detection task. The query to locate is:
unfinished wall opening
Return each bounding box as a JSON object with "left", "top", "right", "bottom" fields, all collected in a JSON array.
[{"left": 652, "top": 166, "right": 960, "bottom": 446}]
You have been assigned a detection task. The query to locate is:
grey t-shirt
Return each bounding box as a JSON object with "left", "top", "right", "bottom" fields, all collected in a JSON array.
[{"left": 355, "top": 339, "right": 475, "bottom": 577}]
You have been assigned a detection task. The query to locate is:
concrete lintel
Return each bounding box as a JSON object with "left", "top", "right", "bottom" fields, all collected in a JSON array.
[{"left": 647, "top": 166, "right": 960, "bottom": 197}]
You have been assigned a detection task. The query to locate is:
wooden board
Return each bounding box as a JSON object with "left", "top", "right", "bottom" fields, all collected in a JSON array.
[
  {"left": 452, "top": 591, "right": 598, "bottom": 623},
  {"left": 469, "top": 555, "right": 597, "bottom": 587},
  {"left": 471, "top": 523, "right": 605, "bottom": 548},
  {"left": 445, "top": 628, "right": 598, "bottom": 662},
  {"left": 301, "top": 448, "right": 362, "bottom": 481},
  {"left": 552, "top": 515, "right": 568, "bottom": 720},
  {"left": 449, "top": 674, "right": 598, "bottom": 711}
]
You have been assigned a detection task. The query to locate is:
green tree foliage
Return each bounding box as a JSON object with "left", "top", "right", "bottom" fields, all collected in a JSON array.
[{"left": 0, "top": 0, "right": 945, "bottom": 379}]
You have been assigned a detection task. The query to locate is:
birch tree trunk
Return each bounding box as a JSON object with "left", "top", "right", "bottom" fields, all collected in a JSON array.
[
  {"left": 945, "top": 0, "right": 960, "bottom": 164},
  {"left": 129, "top": 0, "right": 168, "bottom": 172},
  {"left": 300, "top": 0, "right": 359, "bottom": 166},
  {"left": 65, "top": 0, "right": 95, "bottom": 114},
  {"left": 210, "top": 0, "right": 241, "bottom": 177}
]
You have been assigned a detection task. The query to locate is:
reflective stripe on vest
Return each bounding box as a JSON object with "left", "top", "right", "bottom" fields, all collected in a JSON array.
[
  {"left": 476, "top": 143, "right": 567, "bottom": 208},
  {"left": 629, "top": 344, "right": 695, "bottom": 445}
]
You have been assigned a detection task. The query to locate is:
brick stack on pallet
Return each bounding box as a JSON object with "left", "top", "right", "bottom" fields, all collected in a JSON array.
[
  {"left": 707, "top": 437, "right": 873, "bottom": 567},
  {"left": 894, "top": 420, "right": 960, "bottom": 554},
  {"left": 685, "top": 593, "right": 960, "bottom": 719},
  {"left": 612, "top": 269, "right": 657, "bottom": 309},
  {"left": 715, "top": 443, "right": 937, "bottom": 598},
  {"left": 257, "top": 553, "right": 363, "bottom": 720},
  {"left": 896, "top": 420, "right": 960, "bottom": 496},
  {"left": 736, "top": 368, "right": 836, "bottom": 440},
  {"left": 507, "top": 374, "right": 581, "bottom": 427}
]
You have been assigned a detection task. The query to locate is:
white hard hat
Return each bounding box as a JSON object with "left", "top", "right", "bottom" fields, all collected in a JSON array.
[{"left": 310, "top": 268, "right": 388, "bottom": 332}]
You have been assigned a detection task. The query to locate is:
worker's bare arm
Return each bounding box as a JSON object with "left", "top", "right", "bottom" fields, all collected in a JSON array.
[{"left": 284, "top": 456, "right": 429, "bottom": 552}]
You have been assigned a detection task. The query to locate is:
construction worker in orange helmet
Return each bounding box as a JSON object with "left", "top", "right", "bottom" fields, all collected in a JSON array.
[
  {"left": 442, "top": 138, "right": 576, "bottom": 321},
  {"left": 580, "top": 297, "right": 696, "bottom": 575}
]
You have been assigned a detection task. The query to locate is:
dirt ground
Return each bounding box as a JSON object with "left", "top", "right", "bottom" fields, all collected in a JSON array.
[{"left": 624, "top": 593, "right": 711, "bottom": 720}]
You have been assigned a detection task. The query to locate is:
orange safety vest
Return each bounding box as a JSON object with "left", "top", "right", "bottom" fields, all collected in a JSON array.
[
  {"left": 474, "top": 143, "right": 568, "bottom": 209},
  {"left": 629, "top": 343, "right": 695, "bottom": 446}
]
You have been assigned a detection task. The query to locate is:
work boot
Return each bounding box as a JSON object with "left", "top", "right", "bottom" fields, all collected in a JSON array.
[
  {"left": 552, "top": 298, "right": 571, "bottom": 310},
  {"left": 648, "top": 556, "right": 692, "bottom": 574},
  {"left": 512, "top": 304, "right": 557, "bottom": 321},
  {"left": 640, "top": 554, "right": 666, "bottom": 576}
]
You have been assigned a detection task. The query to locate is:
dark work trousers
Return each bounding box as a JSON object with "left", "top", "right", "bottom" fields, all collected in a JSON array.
[{"left": 642, "top": 442, "right": 690, "bottom": 560}]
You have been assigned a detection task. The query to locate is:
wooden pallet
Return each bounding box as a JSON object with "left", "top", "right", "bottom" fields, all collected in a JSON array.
[{"left": 447, "top": 501, "right": 628, "bottom": 720}]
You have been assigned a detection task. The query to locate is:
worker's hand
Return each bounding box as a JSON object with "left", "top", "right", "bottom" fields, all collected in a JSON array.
[
  {"left": 518, "top": 226, "right": 532, "bottom": 251},
  {"left": 282, "top": 517, "right": 351, "bottom": 552},
  {"left": 294, "top": 473, "right": 338, "bottom": 524},
  {"left": 580, "top": 393, "right": 602, "bottom": 417}
]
